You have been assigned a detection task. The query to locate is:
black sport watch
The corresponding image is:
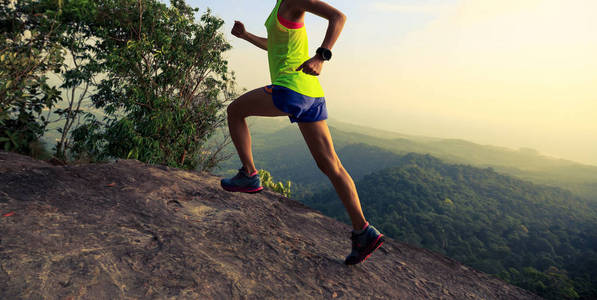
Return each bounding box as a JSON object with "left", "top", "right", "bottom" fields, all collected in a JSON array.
[{"left": 316, "top": 47, "right": 332, "bottom": 61}]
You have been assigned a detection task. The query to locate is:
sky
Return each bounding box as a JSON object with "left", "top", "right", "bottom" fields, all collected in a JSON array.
[{"left": 187, "top": 0, "right": 597, "bottom": 166}]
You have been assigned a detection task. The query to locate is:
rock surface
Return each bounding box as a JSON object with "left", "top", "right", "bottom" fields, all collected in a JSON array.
[{"left": 0, "top": 151, "right": 541, "bottom": 299}]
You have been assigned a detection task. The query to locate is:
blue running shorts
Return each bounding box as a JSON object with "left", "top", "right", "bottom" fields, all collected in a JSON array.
[{"left": 264, "top": 85, "right": 328, "bottom": 123}]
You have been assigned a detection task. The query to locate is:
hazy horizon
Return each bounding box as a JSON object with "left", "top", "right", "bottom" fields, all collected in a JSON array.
[
  {"left": 326, "top": 116, "right": 597, "bottom": 166},
  {"left": 189, "top": 0, "right": 597, "bottom": 166}
]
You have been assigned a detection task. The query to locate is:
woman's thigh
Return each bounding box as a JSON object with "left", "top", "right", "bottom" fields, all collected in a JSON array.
[{"left": 228, "top": 86, "right": 291, "bottom": 118}]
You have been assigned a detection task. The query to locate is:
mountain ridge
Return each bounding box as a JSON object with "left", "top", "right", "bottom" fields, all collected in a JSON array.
[{"left": 221, "top": 118, "right": 597, "bottom": 199}]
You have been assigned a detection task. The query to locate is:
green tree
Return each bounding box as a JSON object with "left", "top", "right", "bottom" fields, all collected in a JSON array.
[
  {"left": 52, "top": 0, "right": 99, "bottom": 160},
  {"left": 0, "top": 0, "right": 63, "bottom": 155},
  {"left": 70, "top": 0, "right": 236, "bottom": 170}
]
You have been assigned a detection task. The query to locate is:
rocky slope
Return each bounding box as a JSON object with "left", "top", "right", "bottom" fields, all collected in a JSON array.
[{"left": 0, "top": 151, "right": 541, "bottom": 299}]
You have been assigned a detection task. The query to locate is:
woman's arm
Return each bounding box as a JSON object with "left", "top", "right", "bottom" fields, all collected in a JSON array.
[
  {"left": 232, "top": 21, "right": 268, "bottom": 51},
  {"left": 302, "top": 0, "right": 346, "bottom": 50},
  {"left": 294, "top": 0, "right": 346, "bottom": 75}
]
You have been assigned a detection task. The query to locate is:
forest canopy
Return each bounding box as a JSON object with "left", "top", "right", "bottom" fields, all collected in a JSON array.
[{"left": 305, "top": 153, "right": 597, "bottom": 300}]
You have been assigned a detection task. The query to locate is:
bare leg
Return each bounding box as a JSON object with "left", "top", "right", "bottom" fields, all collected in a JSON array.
[
  {"left": 298, "top": 120, "right": 367, "bottom": 230},
  {"left": 226, "top": 87, "right": 290, "bottom": 174}
]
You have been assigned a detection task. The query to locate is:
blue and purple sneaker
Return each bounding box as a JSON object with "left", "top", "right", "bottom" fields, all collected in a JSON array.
[
  {"left": 220, "top": 167, "right": 264, "bottom": 193},
  {"left": 345, "top": 222, "right": 385, "bottom": 265}
]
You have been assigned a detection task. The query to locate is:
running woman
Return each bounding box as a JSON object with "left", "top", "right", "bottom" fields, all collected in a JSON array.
[{"left": 221, "top": 0, "right": 384, "bottom": 265}]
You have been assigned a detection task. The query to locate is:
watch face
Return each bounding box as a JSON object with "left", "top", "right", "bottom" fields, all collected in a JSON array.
[{"left": 318, "top": 48, "right": 332, "bottom": 60}]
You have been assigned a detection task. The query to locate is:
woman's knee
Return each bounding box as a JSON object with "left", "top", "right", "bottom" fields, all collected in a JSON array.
[
  {"left": 317, "top": 156, "right": 344, "bottom": 177},
  {"left": 227, "top": 100, "right": 244, "bottom": 119}
]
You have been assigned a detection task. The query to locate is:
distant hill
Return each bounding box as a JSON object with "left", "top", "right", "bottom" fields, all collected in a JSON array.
[
  {"left": 304, "top": 153, "right": 597, "bottom": 300},
  {"left": 40, "top": 115, "right": 597, "bottom": 199},
  {"left": 325, "top": 118, "right": 441, "bottom": 142},
  {"left": 0, "top": 151, "right": 540, "bottom": 299},
  {"left": 218, "top": 118, "right": 597, "bottom": 200}
]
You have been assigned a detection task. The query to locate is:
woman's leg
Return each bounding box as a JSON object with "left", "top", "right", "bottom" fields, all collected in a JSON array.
[
  {"left": 227, "top": 87, "right": 290, "bottom": 175},
  {"left": 297, "top": 120, "right": 367, "bottom": 231}
]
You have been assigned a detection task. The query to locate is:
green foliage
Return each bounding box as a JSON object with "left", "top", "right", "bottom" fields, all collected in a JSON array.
[
  {"left": 259, "top": 169, "right": 292, "bottom": 198},
  {"left": 304, "top": 153, "right": 597, "bottom": 300},
  {"left": 0, "top": 0, "right": 63, "bottom": 155},
  {"left": 65, "top": 0, "right": 237, "bottom": 170},
  {"left": 499, "top": 267, "right": 580, "bottom": 299},
  {"left": 68, "top": 112, "right": 106, "bottom": 162},
  {"left": 52, "top": 0, "right": 99, "bottom": 159}
]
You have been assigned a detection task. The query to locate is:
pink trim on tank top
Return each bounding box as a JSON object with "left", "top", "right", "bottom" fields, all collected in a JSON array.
[{"left": 277, "top": 13, "right": 304, "bottom": 29}]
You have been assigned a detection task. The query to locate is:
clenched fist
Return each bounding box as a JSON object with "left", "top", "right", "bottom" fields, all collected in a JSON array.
[
  {"left": 296, "top": 56, "right": 324, "bottom": 76},
  {"left": 231, "top": 21, "right": 247, "bottom": 39}
]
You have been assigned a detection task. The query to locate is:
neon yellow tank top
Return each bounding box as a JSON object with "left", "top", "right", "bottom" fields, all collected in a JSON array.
[{"left": 265, "top": 0, "right": 325, "bottom": 98}]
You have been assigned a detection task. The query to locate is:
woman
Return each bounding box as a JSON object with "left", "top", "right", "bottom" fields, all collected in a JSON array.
[{"left": 221, "top": 0, "right": 384, "bottom": 265}]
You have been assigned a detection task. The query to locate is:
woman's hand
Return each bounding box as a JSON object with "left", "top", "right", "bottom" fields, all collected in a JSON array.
[
  {"left": 296, "top": 56, "right": 324, "bottom": 76},
  {"left": 231, "top": 21, "right": 247, "bottom": 39}
]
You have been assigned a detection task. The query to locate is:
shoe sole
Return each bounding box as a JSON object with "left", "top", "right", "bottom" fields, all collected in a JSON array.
[
  {"left": 221, "top": 182, "right": 264, "bottom": 194},
  {"left": 346, "top": 234, "right": 385, "bottom": 265}
]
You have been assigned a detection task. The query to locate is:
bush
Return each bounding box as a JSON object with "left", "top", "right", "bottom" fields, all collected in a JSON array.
[{"left": 259, "top": 169, "right": 292, "bottom": 198}]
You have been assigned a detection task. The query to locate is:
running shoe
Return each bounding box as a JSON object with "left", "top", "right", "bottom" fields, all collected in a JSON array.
[
  {"left": 344, "top": 223, "right": 385, "bottom": 265},
  {"left": 220, "top": 167, "right": 264, "bottom": 193}
]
